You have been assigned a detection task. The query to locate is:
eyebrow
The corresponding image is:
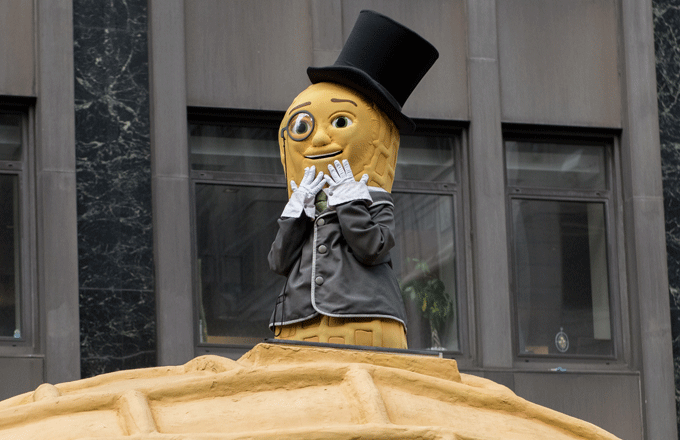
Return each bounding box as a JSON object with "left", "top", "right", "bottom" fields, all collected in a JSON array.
[
  {"left": 331, "top": 98, "right": 358, "bottom": 107},
  {"left": 289, "top": 102, "right": 311, "bottom": 113}
]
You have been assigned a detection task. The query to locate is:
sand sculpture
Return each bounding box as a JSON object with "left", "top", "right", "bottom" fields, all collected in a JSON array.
[{"left": 0, "top": 342, "right": 620, "bottom": 439}]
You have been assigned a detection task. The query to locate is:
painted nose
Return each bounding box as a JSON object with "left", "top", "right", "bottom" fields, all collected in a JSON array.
[{"left": 312, "top": 128, "right": 331, "bottom": 147}]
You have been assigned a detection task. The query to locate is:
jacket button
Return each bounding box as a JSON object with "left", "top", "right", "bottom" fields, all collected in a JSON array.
[
  {"left": 317, "top": 218, "right": 325, "bottom": 226},
  {"left": 318, "top": 245, "right": 327, "bottom": 254},
  {"left": 315, "top": 276, "right": 324, "bottom": 285}
]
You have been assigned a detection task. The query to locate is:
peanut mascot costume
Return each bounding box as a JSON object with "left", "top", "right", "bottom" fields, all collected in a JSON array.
[{"left": 269, "top": 10, "right": 439, "bottom": 349}]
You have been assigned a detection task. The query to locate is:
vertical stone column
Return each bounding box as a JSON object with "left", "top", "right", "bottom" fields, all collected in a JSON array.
[
  {"left": 466, "top": 0, "right": 513, "bottom": 368},
  {"left": 148, "top": 0, "right": 194, "bottom": 366},
  {"left": 622, "top": 0, "right": 678, "bottom": 438},
  {"left": 73, "top": 0, "right": 156, "bottom": 377},
  {"left": 36, "top": 0, "right": 80, "bottom": 385}
]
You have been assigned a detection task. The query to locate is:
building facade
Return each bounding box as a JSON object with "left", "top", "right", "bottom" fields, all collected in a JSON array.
[{"left": 0, "top": 1, "right": 678, "bottom": 439}]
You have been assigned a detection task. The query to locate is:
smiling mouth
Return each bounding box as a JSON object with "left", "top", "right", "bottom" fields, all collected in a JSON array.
[{"left": 304, "top": 150, "right": 342, "bottom": 160}]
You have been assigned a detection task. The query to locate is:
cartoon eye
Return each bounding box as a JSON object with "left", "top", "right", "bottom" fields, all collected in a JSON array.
[
  {"left": 331, "top": 116, "right": 353, "bottom": 129},
  {"left": 287, "top": 112, "right": 314, "bottom": 141}
]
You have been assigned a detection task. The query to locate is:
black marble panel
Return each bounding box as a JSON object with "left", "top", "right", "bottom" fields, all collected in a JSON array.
[
  {"left": 74, "top": 0, "right": 153, "bottom": 291},
  {"left": 73, "top": 0, "right": 156, "bottom": 377},
  {"left": 654, "top": 0, "right": 680, "bottom": 431},
  {"left": 80, "top": 288, "right": 156, "bottom": 378}
]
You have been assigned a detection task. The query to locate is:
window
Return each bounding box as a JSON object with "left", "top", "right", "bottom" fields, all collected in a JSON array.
[
  {"left": 190, "top": 111, "right": 463, "bottom": 352},
  {"left": 0, "top": 111, "right": 25, "bottom": 341},
  {"left": 190, "top": 111, "right": 286, "bottom": 346},
  {"left": 505, "top": 132, "right": 616, "bottom": 358},
  {"left": 391, "top": 124, "right": 461, "bottom": 352}
]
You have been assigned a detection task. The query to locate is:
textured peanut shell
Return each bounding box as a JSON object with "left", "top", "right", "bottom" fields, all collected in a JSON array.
[{"left": 0, "top": 343, "right": 620, "bottom": 439}]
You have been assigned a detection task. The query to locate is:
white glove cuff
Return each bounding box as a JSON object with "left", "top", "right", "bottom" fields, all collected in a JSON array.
[
  {"left": 281, "top": 190, "right": 315, "bottom": 218},
  {"left": 327, "top": 181, "right": 372, "bottom": 207}
]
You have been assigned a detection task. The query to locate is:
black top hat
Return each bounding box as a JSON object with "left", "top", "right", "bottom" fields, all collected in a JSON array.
[{"left": 307, "top": 10, "right": 439, "bottom": 133}]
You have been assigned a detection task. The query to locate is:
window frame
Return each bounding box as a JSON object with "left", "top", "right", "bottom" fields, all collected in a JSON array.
[
  {"left": 187, "top": 108, "right": 470, "bottom": 361},
  {"left": 0, "top": 102, "right": 37, "bottom": 355},
  {"left": 503, "top": 125, "right": 625, "bottom": 366}
]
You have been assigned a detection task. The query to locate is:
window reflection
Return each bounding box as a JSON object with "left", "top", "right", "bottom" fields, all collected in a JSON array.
[
  {"left": 512, "top": 199, "right": 612, "bottom": 356},
  {"left": 393, "top": 193, "right": 457, "bottom": 351},
  {"left": 506, "top": 141, "right": 606, "bottom": 190},
  {"left": 195, "top": 184, "right": 287, "bottom": 344},
  {"left": 396, "top": 135, "right": 455, "bottom": 182},
  {"left": 0, "top": 114, "right": 21, "bottom": 161},
  {"left": 189, "top": 124, "right": 283, "bottom": 175},
  {"left": 0, "top": 174, "right": 20, "bottom": 338}
]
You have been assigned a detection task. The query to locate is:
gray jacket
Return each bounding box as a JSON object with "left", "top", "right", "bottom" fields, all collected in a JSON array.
[{"left": 268, "top": 191, "right": 407, "bottom": 330}]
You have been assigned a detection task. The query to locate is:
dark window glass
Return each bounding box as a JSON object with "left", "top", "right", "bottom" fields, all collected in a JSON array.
[
  {"left": 506, "top": 139, "right": 614, "bottom": 357},
  {"left": 393, "top": 193, "right": 457, "bottom": 351},
  {"left": 506, "top": 141, "right": 606, "bottom": 190},
  {"left": 195, "top": 184, "right": 286, "bottom": 345},
  {"left": 189, "top": 124, "right": 283, "bottom": 175},
  {"left": 0, "top": 111, "right": 22, "bottom": 339},
  {"left": 511, "top": 199, "right": 611, "bottom": 356},
  {"left": 396, "top": 134, "right": 455, "bottom": 182},
  {"left": 0, "top": 114, "right": 21, "bottom": 161}
]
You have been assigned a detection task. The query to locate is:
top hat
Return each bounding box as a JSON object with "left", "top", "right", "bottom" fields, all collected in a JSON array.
[{"left": 307, "top": 10, "right": 439, "bottom": 133}]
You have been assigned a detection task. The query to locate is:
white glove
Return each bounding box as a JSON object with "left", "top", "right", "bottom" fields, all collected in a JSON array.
[
  {"left": 323, "top": 159, "right": 372, "bottom": 207},
  {"left": 281, "top": 166, "right": 325, "bottom": 218}
]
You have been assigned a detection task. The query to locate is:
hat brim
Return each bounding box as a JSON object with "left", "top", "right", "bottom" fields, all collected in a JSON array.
[{"left": 307, "top": 65, "right": 416, "bottom": 134}]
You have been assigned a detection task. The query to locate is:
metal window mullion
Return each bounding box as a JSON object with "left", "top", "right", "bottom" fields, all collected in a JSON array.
[
  {"left": 507, "top": 190, "right": 610, "bottom": 204},
  {"left": 22, "top": 108, "right": 35, "bottom": 349},
  {"left": 191, "top": 179, "right": 286, "bottom": 190},
  {"left": 391, "top": 180, "right": 456, "bottom": 195},
  {"left": 189, "top": 178, "right": 202, "bottom": 348},
  {"left": 191, "top": 170, "right": 286, "bottom": 186}
]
